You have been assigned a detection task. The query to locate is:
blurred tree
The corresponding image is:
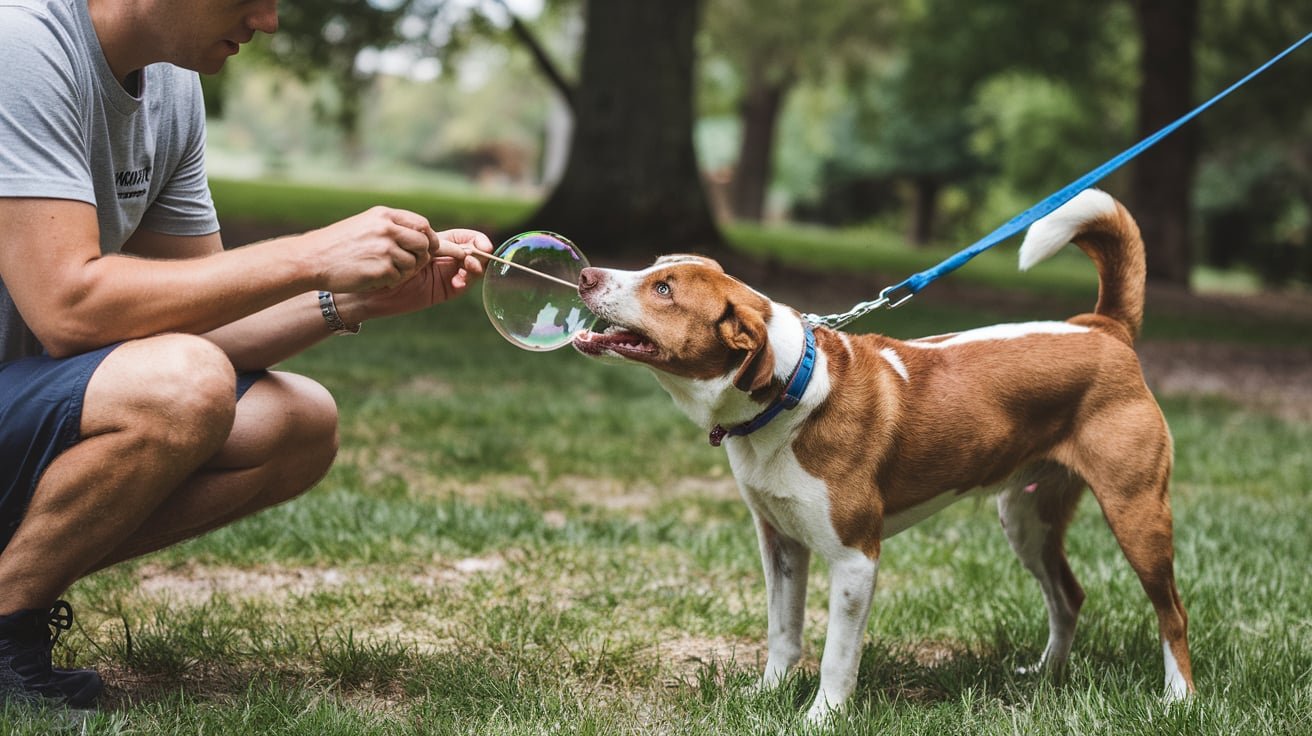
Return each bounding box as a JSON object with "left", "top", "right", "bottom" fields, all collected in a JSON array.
[
  {"left": 702, "top": 0, "right": 892, "bottom": 222},
  {"left": 519, "top": 0, "right": 724, "bottom": 255},
  {"left": 487, "top": 0, "right": 576, "bottom": 112},
  {"left": 1130, "top": 0, "right": 1198, "bottom": 287}
]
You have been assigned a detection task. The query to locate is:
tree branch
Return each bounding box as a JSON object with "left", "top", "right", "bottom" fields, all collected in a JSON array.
[{"left": 492, "top": 0, "right": 576, "bottom": 112}]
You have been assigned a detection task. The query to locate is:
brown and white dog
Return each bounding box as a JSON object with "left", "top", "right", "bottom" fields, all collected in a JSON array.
[{"left": 572, "top": 189, "right": 1193, "bottom": 721}]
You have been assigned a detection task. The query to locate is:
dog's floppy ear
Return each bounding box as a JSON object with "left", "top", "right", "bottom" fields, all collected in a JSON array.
[{"left": 718, "top": 301, "right": 775, "bottom": 393}]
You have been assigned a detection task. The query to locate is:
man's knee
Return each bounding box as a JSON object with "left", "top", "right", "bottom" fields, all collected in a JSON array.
[
  {"left": 275, "top": 373, "right": 339, "bottom": 506},
  {"left": 84, "top": 335, "right": 238, "bottom": 453},
  {"left": 232, "top": 372, "right": 339, "bottom": 505},
  {"left": 283, "top": 373, "right": 340, "bottom": 483}
]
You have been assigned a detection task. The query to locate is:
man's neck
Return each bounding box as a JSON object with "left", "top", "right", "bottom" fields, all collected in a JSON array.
[{"left": 86, "top": 0, "right": 154, "bottom": 88}]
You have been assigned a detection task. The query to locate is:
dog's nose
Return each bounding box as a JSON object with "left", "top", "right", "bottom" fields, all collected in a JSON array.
[{"left": 578, "top": 267, "right": 601, "bottom": 293}]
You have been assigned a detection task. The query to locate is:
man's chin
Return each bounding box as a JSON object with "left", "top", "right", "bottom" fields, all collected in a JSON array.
[{"left": 196, "top": 45, "right": 239, "bottom": 75}]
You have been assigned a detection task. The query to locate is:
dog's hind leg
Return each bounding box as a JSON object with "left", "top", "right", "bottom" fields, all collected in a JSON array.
[
  {"left": 752, "top": 514, "right": 811, "bottom": 691},
  {"left": 997, "top": 465, "right": 1087, "bottom": 678},
  {"left": 1093, "top": 472, "right": 1193, "bottom": 700},
  {"left": 1063, "top": 410, "right": 1195, "bottom": 700}
]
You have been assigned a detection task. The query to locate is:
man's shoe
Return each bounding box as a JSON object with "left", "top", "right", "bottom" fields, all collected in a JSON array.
[{"left": 0, "top": 600, "right": 102, "bottom": 708}]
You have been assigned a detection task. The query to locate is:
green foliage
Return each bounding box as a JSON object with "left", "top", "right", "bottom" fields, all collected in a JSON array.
[
  {"left": 1196, "top": 141, "right": 1312, "bottom": 286},
  {"left": 1191, "top": 0, "right": 1312, "bottom": 283},
  {"left": 257, "top": 1, "right": 415, "bottom": 135},
  {"left": 868, "top": 0, "right": 1125, "bottom": 174},
  {"left": 785, "top": 0, "right": 1138, "bottom": 233},
  {"left": 969, "top": 73, "right": 1118, "bottom": 199},
  {"left": 701, "top": 0, "right": 893, "bottom": 89}
]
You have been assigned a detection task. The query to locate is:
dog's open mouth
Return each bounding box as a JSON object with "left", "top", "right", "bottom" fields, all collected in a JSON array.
[{"left": 573, "top": 323, "right": 657, "bottom": 357}]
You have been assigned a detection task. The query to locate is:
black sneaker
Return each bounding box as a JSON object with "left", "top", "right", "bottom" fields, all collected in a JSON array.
[{"left": 0, "top": 600, "right": 103, "bottom": 708}]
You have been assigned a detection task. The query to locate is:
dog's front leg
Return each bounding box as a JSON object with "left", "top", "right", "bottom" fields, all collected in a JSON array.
[
  {"left": 752, "top": 514, "right": 810, "bottom": 690},
  {"left": 807, "top": 549, "right": 879, "bottom": 723}
]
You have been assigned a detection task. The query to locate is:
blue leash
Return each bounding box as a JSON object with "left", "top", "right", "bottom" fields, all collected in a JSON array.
[{"left": 804, "top": 30, "right": 1312, "bottom": 329}]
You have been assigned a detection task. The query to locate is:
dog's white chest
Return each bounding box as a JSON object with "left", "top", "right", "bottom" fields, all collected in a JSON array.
[{"left": 728, "top": 442, "right": 850, "bottom": 557}]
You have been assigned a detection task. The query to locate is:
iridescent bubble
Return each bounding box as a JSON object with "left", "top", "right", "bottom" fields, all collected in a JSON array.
[{"left": 482, "top": 231, "right": 597, "bottom": 351}]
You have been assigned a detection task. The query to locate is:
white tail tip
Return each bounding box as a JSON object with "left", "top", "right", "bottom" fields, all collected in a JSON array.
[{"left": 1019, "top": 189, "right": 1117, "bottom": 271}]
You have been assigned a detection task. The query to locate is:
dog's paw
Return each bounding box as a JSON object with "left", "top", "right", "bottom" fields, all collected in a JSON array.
[
  {"left": 743, "top": 675, "right": 781, "bottom": 697},
  {"left": 1163, "top": 678, "right": 1193, "bottom": 704},
  {"left": 1015, "top": 655, "right": 1069, "bottom": 680},
  {"left": 804, "top": 698, "right": 839, "bottom": 725}
]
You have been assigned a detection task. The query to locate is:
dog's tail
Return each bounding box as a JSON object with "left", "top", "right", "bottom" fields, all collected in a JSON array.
[{"left": 1019, "top": 188, "right": 1146, "bottom": 342}]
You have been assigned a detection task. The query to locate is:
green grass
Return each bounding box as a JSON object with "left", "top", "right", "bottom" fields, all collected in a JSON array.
[
  {"left": 210, "top": 177, "right": 534, "bottom": 234},
  {"left": 5, "top": 181, "right": 1310, "bottom": 733}
]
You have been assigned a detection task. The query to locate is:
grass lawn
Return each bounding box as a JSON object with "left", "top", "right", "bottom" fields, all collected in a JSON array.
[{"left": 5, "top": 182, "right": 1310, "bottom": 734}]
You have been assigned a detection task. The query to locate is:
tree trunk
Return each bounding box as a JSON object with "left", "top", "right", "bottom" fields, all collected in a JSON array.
[
  {"left": 728, "top": 71, "right": 790, "bottom": 222},
  {"left": 1131, "top": 0, "right": 1198, "bottom": 287},
  {"left": 908, "top": 177, "right": 939, "bottom": 246},
  {"left": 520, "top": 0, "right": 724, "bottom": 258}
]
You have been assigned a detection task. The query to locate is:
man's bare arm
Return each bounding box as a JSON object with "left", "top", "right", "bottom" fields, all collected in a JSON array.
[
  {"left": 0, "top": 197, "right": 433, "bottom": 358},
  {"left": 121, "top": 228, "right": 340, "bottom": 369}
]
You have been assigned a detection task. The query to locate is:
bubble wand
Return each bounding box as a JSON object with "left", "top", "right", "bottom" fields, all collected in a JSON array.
[{"left": 463, "top": 248, "right": 580, "bottom": 289}]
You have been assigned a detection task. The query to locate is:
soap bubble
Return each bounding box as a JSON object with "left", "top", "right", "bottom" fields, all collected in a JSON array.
[{"left": 482, "top": 231, "right": 597, "bottom": 351}]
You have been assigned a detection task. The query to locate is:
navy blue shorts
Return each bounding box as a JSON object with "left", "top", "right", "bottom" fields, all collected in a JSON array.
[{"left": 0, "top": 344, "right": 266, "bottom": 553}]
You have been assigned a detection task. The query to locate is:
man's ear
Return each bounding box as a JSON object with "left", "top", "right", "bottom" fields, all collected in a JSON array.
[{"left": 717, "top": 302, "right": 775, "bottom": 393}]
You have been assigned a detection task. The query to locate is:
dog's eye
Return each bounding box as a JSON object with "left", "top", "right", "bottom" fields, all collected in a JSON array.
[{"left": 654, "top": 282, "right": 672, "bottom": 297}]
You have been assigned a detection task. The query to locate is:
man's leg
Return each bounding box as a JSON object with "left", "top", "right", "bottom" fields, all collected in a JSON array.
[
  {"left": 0, "top": 334, "right": 339, "bottom": 612},
  {"left": 0, "top": 334, "right": 339, "bottom": 708},
  {"left": 87, "top": 368, "right": 339, "bottom": 572},
  {"left": 0, "top": 335, "right": 236, "bottom": 613}
]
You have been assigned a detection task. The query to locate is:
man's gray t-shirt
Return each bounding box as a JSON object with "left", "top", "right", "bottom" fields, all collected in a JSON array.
[{"left": 0, "top": 0, "right": 220, "bottom": 361}]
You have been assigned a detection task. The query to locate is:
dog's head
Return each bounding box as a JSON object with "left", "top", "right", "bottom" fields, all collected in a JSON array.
[{"left": 572, "top": 255, "right": 777, "bottom": 394}]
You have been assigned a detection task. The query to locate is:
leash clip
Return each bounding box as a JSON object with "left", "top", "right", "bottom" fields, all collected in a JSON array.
[{"left": 879, "top": 283, "right": 916, "bottom": 309}]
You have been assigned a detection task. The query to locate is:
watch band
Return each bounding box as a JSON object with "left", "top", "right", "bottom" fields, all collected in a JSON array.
[{"left": 317, "top": 290, "right": 360, "bottom": 335}]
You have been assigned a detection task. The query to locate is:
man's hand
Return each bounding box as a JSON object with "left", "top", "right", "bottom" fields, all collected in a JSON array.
[
  {"left": 302, "top": 207, "right": 436, "bottom": 293},
  {"left": 337, "top": 228, "right": 495, "bottom": 322}
]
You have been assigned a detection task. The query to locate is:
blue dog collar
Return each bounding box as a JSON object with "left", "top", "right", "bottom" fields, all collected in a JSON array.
[{"left": 710, "top": 321, "right": 817, "bottom": 447}]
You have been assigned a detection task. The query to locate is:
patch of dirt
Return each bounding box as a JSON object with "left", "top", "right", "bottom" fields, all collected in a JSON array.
[
  {"left": 133, "top": 556, "right": 508, "bottom": 607},
  {"left": 651, "top": 634, "right": 769, "bottom": 688},
  {"left": 549, "top": 474, "right": 740, "bottom": 513},
  {"left": 1138, "top": 341, "right": 1312, "bottom": 421},
  {"left": 395, "top": 374, "right": 456, "bottom": 399},
  {"left": 900, "top": 640, "right": 965, "bottom": 668},
  {"left": 354, "top": 466, "right": 741, "bottom": 515},
  {"left": 92, "top": 661, "right": 282, "bottom": 709}
]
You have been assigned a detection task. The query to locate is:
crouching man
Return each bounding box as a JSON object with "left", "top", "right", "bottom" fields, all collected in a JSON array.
[{"left": 0, "top": 0, "right": 492, "bottom": 707}]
